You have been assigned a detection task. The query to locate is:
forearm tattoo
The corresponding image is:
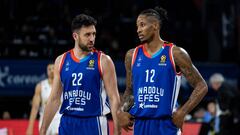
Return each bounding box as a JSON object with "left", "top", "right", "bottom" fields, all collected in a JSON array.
[
  {"left": 122, "top": 49, "right": 134, "bottom": 112},
  {"left": 174, "top": 47, "right": 207, "bottom": 114}
]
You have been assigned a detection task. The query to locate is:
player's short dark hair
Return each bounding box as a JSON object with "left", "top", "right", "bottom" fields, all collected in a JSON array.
[
  {"left": 71, "top": 14, "right": 97, "bottom": 32},
  {"left": 140, "top": 7, "right": 168, "bottom": 28}
]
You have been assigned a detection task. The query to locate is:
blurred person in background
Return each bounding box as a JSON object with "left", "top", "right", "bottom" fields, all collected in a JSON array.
[
  {"left": 192, "top": 107, "right": 206, "bottom": 123},
  {"left": 26, "top": 62, "right": 61, "bottom": 135},
  {"left": 205, "top": 101, "right": 219, "bottom": 134},
  {"left": 40, "top": 14, "right": 122, "bottom": 135},
  {"left": 119, "top": 6, "right": 208, "bottom": 135},
  {"left": 198, "top": 101, "right": 220, "bottom": 135},
  {"left": 209, "top": 73, "right": 240, "bottom": 135},
  {"left": 2, "top": 111, "right": 11, "bottom": 120}
]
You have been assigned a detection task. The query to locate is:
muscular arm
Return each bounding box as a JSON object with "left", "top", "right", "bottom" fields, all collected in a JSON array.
[
  {"left": 116, "top": 49, "right": 135, "bottom": 132},
  {"left": 40, "top": 55, "right": 63, "bottom": 135},
  {"left": 101, "top": 54, "right": 121, "bottom": 135},
  {"left": 122, "top": 49, "right": 134, "bottom": 111},
  {"left": 26, "top": 83, "right": 41, "bottom": 135},
  {"left": 173, "top": 46, "right": 208, "bottom": 115}
]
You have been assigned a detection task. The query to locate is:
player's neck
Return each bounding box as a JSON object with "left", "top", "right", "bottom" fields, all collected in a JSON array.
[
  {"left": 144, "top": 37, "right": 164, "bottom": 54},
  {"left": 48, "top": 78, "right": 53, "bottom": 85},
  {"left": 73, "top": 47, "right": 90, "bottom": 59}
]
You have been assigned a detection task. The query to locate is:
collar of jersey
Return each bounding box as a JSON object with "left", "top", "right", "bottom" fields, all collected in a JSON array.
[
  {"left": 142, "top": 45, "right": 164, "bottom": 58},
  {"left": 70, "top": 49, "right": 92, "bottom": 63}
]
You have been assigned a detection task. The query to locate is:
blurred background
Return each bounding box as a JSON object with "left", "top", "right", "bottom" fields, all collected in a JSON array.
[{"left": 0, "top": 0, "right": 240, "bottom": 134}]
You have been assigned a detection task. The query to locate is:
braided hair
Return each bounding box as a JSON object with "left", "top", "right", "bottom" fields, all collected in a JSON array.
[{"left": 140, "top": 7, "right": 168, "bottom": 28}]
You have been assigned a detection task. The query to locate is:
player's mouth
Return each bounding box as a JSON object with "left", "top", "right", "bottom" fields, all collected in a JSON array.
[
  {"left": 88, "top": 43, "right": 94, "bottom": 47},
  {"left": 138, "top": 34, "right": 144, "bottom": 39}
]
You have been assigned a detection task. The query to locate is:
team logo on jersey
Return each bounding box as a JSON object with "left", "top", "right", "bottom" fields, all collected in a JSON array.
[
  {"left": 160, "top": 55, "right": 166, "bottom": 63},
  {"left": 89, "top": 60, "right": 95, "bottom": 67},
  {"left": 87, "top": 60, "right": 95, "bottom": 70},
  {"left": 158, "top": 55, "right": 167, "bottom": 66}
]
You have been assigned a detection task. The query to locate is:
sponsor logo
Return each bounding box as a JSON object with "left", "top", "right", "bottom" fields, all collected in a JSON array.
[
  {"left": 65, "top": 61, "right": 70, "bottom": 71},
  {"left": 137, "top": 56, "right": 142, "bottom": 62},
  {"left": 0, "top": 66, "right": 45, "bottom": 87},
  {"left": 136, "top": 56, "right": 142, "bottom": 67},
  {"left": 139, "top": 102, "right": 158, "bottom": 109}
]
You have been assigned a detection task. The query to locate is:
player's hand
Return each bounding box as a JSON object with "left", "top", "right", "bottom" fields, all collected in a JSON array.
[
  {"left": 113, "top": 127, "right": 122, "bottom": 135},
  {"left": 26, "top": 128, "right": 33, "bottom": 135},
  {"left": 118, "top": 111, "right": 134, "bottom": 132},
  {"left": 172, "top": 109, "right": 185, "bottom": 130},
  {"left": 39, "top": 128, "right": 46, "bottom": 135}
]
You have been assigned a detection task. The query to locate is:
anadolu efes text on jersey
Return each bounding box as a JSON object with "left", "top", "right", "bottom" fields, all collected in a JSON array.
[
  {"left": 59, "top": 49, "right": 110, "bottom": 117},
  {"left": 130, "top": 42, "right": 181, "bottom": 118}
]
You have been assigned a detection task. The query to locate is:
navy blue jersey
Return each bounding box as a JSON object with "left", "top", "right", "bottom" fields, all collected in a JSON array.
[
  {"left": 59, "top": 49, "right": 110, "bottom": 117},
  {"left": 129, "top": 42, "right": 181, "bottom": 118},
  {"left": 59, "top": 115, "right": 109, "bottom": 135}
]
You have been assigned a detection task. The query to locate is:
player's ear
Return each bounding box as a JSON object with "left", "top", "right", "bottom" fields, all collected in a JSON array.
[
  {"left": 72, "top": 32, "right": 78, "bottom": 40},
  {"left": 153, "top": 21, "right": 159, "bottom": 30}
]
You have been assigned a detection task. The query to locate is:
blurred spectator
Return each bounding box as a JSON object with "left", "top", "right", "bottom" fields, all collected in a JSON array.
[
  {"left": 2, "top": 111, "right": 11, "bottom": 120},
  {"left": 209, "top": 73, "right": 240, "bottom": 135},
  {"left": 207, "top": 102, "right": 219, "bottom": 134},
  {"left": 193, "top": 107, "right": 206, "bottom": 123},
  {"left": 189, "top": 101, "right": 222, "bottom": 135}
]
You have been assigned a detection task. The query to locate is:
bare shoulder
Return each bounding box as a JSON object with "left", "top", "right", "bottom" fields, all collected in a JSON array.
[
  {"left": 35, "top": 81, "right": 42, "bottom": 93},
  {"left": 125, "top": 49, "right": 135, "bottom": 59},
  {"left": 53, "top": 53, "right": 66, "bottom": 72},
  {"left": 172, "top": 46, "right": 192, "bottom": 66},
  {"left": 172, "top": 46, "right": 205, "bottom": 87},
  {"left": 172, "top": 46, "right": 190, "bottom": 59},
  {"left": 125, "top": 49, "right": 135, "bottom": 66},
  {"left": 100, "top": 53, "right": 116, "bottom": 78},
  {"left": 126, "top": 49, "right": 135, "bottom": 55},
  {"left": 101, "top": 53, "right": 113, "bottom": 64},
  {"left": 55, "top": 54, "right": 64, "bottom": 65}
]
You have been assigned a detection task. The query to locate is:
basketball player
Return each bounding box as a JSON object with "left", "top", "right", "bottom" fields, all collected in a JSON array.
[
  {"left": 26, "top": 62, "right": 61, "bottom": 135},
  {"left": 40, "top": 14, "right": 121, "bottom": 135},
  {"left": 119, "top": 7, "right": 208, "bottom": 135}
]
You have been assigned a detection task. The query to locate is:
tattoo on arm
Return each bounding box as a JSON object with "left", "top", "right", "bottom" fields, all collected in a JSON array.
[
  {"left": 174, "top": 47, "right": 208, "bottom": 114},
  {"left": 122, "top": 49, "right": 134, "bottom": 111}
]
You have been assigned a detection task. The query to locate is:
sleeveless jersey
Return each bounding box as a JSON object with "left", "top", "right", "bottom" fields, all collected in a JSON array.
[
  {"left": 129, "top": 43, "right": 181, "bottom": 118},
  {"left": 59, "top": 49, "right": 110, "bottom": 117},
  {"left": 39, "top": 79, "right": 51, "bottom": 117},
  {"left": 39, "top": 79, "right": 61, "bottom": 121}
]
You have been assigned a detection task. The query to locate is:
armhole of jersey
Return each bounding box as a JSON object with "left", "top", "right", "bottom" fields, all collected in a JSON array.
[
  {"left": 59, "top": 52, "right": 67, "bottom": 75},
  {"left": 131, "top": 47, "right": 139, "bottom": 68},
  {"left": 98, "top": 52, "right": 103, "bottom": 78},
  {"left": 169, "top": 45, "right": 181, "bottom": 75}
]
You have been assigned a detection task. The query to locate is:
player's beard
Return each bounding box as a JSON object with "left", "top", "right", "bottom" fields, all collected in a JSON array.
[{"left": 79, "top": 43, "right": 91, "bottom": 52}]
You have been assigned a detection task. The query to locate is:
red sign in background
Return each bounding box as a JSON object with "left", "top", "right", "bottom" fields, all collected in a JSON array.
[{"left": 0, "top": 120, "right": 201, "bottom": 135}]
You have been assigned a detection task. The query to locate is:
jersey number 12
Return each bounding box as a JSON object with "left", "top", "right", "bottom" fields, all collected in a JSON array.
[{"left": 145, "top": 69, "right": 155, "bottom": 82}]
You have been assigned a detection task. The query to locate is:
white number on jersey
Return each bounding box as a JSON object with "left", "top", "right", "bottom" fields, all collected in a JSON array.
[
  {"left": 145, "top": 69, "right": 155, "bottom": 83},
  {"left": 72, "top": 73, "right": 83, "bottom": 86}
]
